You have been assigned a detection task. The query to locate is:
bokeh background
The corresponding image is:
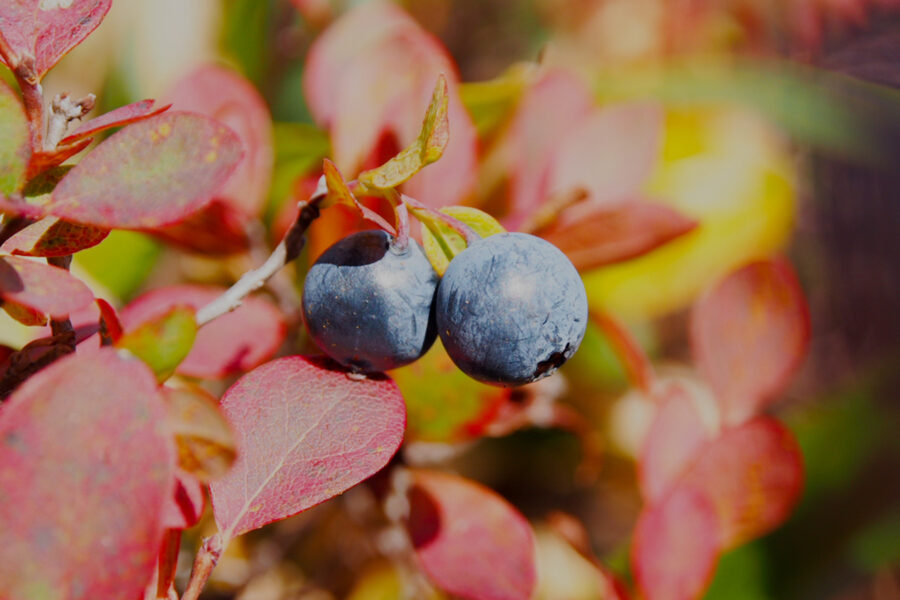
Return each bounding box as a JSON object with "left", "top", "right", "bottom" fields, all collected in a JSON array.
[{"left": 3, "top": 1, "right": 899, "bottom": 598}]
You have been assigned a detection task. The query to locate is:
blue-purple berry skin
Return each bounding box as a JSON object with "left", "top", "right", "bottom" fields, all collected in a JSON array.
[
  {"left": 302, "top": 230, "right": 439, "bottom": 373},
  {"left": 435, "top": 232, "right": 588, "bottom": 386}
]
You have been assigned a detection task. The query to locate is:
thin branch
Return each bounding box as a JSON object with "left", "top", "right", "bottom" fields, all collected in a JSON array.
[
  {"left": 7, "top": 54, "right": 45, "bottom": 153},
  {"left": 181, "top": 534, "right": 223, "bottom": 600},
  {"left": 195, "top": 193, "right": 323, "bottom": 327}
]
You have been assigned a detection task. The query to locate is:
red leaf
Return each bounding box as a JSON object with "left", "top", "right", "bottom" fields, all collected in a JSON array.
[
  {"left": 96, "top": 297, "right": 122, "bottom": 343},
  {"left": 547, "top": 102, "right": 662, "bottom": 207},
  {"left": 0, "top": 0, "right": 112, "bottom": 78},
  {"left": 0, "top": 255, "right": 93, "bottom": 319},
  {"left": 119, "top": 285, "right": 285, "bottom": 379},
  {"left": 681, "top": 417, "right": 804, "bottom": 548},
  {"left": 59, "top": 99, "right": 171, "bottom": 146},
  {"left": 148, "top": 198, "right": 251, "bottom": 254},
  {"left": 691, "top": 258, "right": 811, "bottom": 425},
  {"left": 406, "top": 469, "right": 537, "bottom": 600},
  {"left": 0, "top": 349, "right": 173, "bottom": 600},
  {"left": 505, "top": 69, "right": 593, "bottom": 230},
  {"left": 162, "top": 470, "right": 206, "bottom": 530},
  {"left": 0, "top": 216, "right": 108, "bottom": 257},
  {"left": 47, "top": 112, "right": 243, "bottom": 229},
  {"left": 632, "top": 485, "right": 721, "bottom": 600},
  {"left": 541, "top": 200, "right": 697, "bottom": 271},
  {"left": 210, "top": 356, "right": 406, "bottom": 540},
  {"left": 638, "top": 377, "right": 719, "bottom": 503},
  {"left": 304, "top": 1, "right": 477, "bottom": 209},
  {"left": 165, "top": 65, "right": 273, "bottom": 219}
]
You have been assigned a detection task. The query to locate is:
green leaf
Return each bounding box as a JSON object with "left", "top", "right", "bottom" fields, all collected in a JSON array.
[
  {"left": 117, "top": 306, "right": 197, "bottom": 381},
  {"left": 420, "top": 206, "right": 505, "bottom": 275},
  {"left": 357, "top": 75, "right": 450, "bottom": 190},
  {"left": 73, "top": 230, "right": 160, "bottom": 302},
  {"left": 0, "top": 80, "right": 30, "bottom": 196},
  {"left": 265, "top": 122, "right": 329, "bottom": 221}
]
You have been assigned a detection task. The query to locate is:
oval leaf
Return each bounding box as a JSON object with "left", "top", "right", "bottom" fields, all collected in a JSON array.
[
  {"left": 0, "top": 255, "right": 93, "bottom": 320},
  {"left": 117, "top": 305, "right": 197, "bottom": 381},
  {"left": 406, "top": 469, "right": 537, "bottom": 600},
  {"left": 119, "top": 285, "right": 285, "bottom": 379},
  {"left": 691, "top": 258, "right": 810, "bottom": 425},
  {"left": 0, "top": 349, "right": 173, "bottom": 600},
  {"left": 0, "top": 0, "right": 112, "bottom": 78},
  {"left": 420, "top": 206, "right": 506, "bottom": 275},
  {"left": 0, "top": 80, "right": 29, "bottom": 195},
  {"left": 541, "top": 200, "right": 698, "bottom": 272},
  {"left": 632, "top": 485, "right": 721, "bottom": 600},
  {"left": 0, "top": 216, "right": 108, "bottom": 257},
  {"left": 211, "top": 356, "right": 406, "bottom": 541},
  {"left": 47, "top": 112, "right": 242, "bottom": 229},
  {"left": 162, "top": 383, "right": 236, "bottom": 482},
  {"left": 681, "top": 417, "right": 804, "bottom": 548}
]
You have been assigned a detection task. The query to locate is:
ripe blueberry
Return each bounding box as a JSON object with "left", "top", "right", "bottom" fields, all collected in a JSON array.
[
  {"left": 302, "top": 230, "right": 439, "bottom": 372},
  {"left": 435, "top": 232, "right": 588, "bottom": 386}
]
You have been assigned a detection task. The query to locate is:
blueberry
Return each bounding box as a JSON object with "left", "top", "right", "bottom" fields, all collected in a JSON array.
[
  {"left": 435, "top": 232, "right": 588, "bottom": 386},
  {"left": 302, "top": 230, "right": 439, "bottom": 372}
]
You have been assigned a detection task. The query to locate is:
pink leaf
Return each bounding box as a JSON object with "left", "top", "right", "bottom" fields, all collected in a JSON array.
[
  {"left": 210, "top": 356, "right": 406, "bottom": 540},
  {"left": 505, "top": 69, "right": 593, "bottom": 230},
  {"left": 165, "top": 65, "right": 273, "bottom": 219},
  {"left": 59, "top": 99, "right": 171, "bottom": 146},
  {"left": 148, "top": 199, "right": 252, "bottom": 254},
  {"left": 681, "top": 417, "right": 804, "bottom": 548},
  {"left": 304, "top": 1, "right": 476, "bottom": 208},
  {"left": 406, "top": 469, "right": 537, "bottom": 600},
  {"left": 119, "top": 285, "right": 285, "bottom": 379},
  {"left": 161, "top": 470, "right": 206, "bottom": 530},
  {"left": 0, "top": 349, "right": 174, "bottom": 600},
  {"left": 0, "top": 0, "right": 112, "bottom": 78},
  {"left": 0, "top": 216, "right": 108, "bottom": 257},
  {"left": 547, "top": 102, "right": 663, "bottom": 206},
  {"left": 691, "top": 258, "right": 811, "bottom": 425},
  {"left": 0, "top": 255, "right": 93, "bottom": 320},
  {"left": 632, "top": 485, "right": 721, "bottom": 600},
  {"left": 541, "top": 200, "right": 697, "bottom": 271},
  {"left": 47, "top": 112, "right": 243, "bottom": 229},
  {"left": 638, "top": 377, "right": 718, "bottom": 503}
]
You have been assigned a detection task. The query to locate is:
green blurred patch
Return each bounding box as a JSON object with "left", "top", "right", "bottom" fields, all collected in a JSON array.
[
  {"left": 265, "top": 122, "right": 330, "bottom": 222},
  {"left": 848, "top": 510, "right": 900, "bottom": 572},
  {"left": 73, "top": 230, "right": 161, "bottom": 302},
  {"left": 460, "top": 64, "right": 531, "bottom": 138},
  {"left": 704, "top": 542, "right": 769, "bottom": 600},
  {"left": 221, "top": 0, "right": 276, "bottom": 86}
]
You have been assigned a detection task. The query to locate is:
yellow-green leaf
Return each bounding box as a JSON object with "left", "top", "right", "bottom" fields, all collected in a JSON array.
[
  {"left": 421, "top": 206, "right": 505, "bottom": 275},
  {"left": 0, "top": 80, "right": 30, "bottom": 196},
  {"left": 358, "top": 75, "right": 450, "bottom": 190},
  {"left": 323, "top": 158, "right": 396, "bottom": 234},
  {"left": 117, "top": 306, "right": 197, "bottom": 381}
]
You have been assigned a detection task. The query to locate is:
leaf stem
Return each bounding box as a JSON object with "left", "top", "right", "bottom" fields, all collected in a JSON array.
[
  {"left": 400, "top": 193, "right": 481, "bottom": 245},
  {"left": 181, "top": 534, "right": 224, "bottom": 600},
  {"left": 195, "top": 182, "right": 325, "bottom": 327}
]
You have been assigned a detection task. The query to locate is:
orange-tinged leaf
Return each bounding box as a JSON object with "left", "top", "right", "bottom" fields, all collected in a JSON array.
[
  {"left": 304, "top": 1, "right": 476, "bottom": 209},
  {"left": 324, "top": 158, "right": 396, "bottom": 234},
  {"left": 681, "top": 417, "right": 804, "bottom": 548},
  {"left": 0, "top": 349, "right": 174, "bottom": 600},
  {"left": 0, "top": 216, "right": 108, "bottom": 257},
  {"left": 119, "top": 285, "right": 285, "bottom": 379},
  {"left": 632, "top": 485, "right": 721, "bottom": 600},
  {"left": 358, "top": 75, "right": 450, "bottom": 190},
  {"left": 0, "top": 255, "right": 93, "bottom": 320},
  {"left": 541, "top": 200, "right": 697, "bottom": 271},
  {"left": 406, "top": 469, "right": 537, "bottom": 600},
  {"left": 210, "top": 356, "right": 406, "bottom": 540},
  {"left": 691, "top": 258, "right": 810, "bottom": 425},
  {"left": 47, "top": 112, "right": 242, "bottom": 229},
  {"left": 0, "top": 0, "right": 112, "bottom": 78},
  {"left": 59, "top": 99, "right": 171, "bottom": 146},
  {"left": 162, "top": 383, "right": 236, "bottom": 482}
]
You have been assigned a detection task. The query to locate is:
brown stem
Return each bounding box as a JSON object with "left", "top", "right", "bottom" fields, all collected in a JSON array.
[
  {"left": 181, "top": 534, "right": 224, "bottom": 600},
  {"left": 9, "top": 55, "right": 45, "bottom": 153},
  {"left": 156, "top": 529, "right": 182, "bottom": 599},
  {"left": 590, "top": 310, "right": 655, "bottom": 393}
]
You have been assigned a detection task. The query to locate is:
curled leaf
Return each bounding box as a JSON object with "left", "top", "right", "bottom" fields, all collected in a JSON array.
[
  {"left": 162, "top": 383, "right": 236, "bottom": 482},
  {"left": 420, "top": 206, "right": 505, "bottom": 275},
  {"left": 323, "top": 158, "right": 396, "bottom": 234}
]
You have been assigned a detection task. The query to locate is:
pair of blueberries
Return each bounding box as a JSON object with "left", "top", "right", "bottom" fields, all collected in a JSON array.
[{"left": 302, "top": 229, "right": 588, "bottom": 386}]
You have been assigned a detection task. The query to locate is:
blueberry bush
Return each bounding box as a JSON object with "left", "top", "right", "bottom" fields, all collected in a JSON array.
[{"left": 1, "top": 1, "right": 898, "bottom": 599}]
